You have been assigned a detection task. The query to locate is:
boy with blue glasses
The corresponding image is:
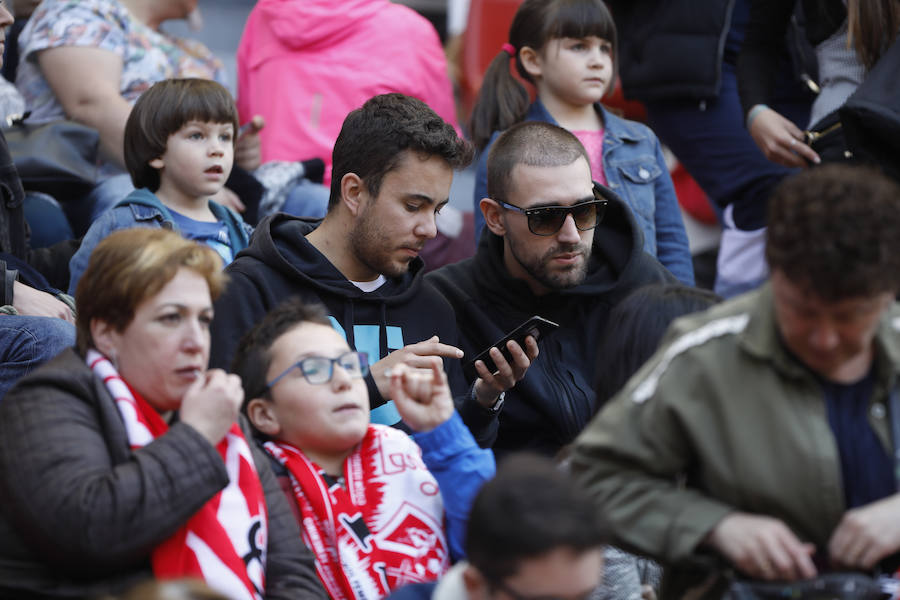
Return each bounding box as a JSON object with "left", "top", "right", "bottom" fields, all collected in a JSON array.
[{"left": 232, "top": 298, "right": 495, "bottom": 600}]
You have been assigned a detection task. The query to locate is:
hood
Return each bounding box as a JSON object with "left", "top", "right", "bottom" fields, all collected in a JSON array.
[
  {"left": 469, "top": 192, "right": 668, "bottom": 313},
  {"left": 237, "top": 213, "right": 426, "bottom": 306},
  {"left": 246, "top": 0, "right": 389, "bottom": 64}
]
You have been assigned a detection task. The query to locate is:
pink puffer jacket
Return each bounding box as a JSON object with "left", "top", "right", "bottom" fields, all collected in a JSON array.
[{"left": 237, "top": 0, "right": 459, "bottom": 185}]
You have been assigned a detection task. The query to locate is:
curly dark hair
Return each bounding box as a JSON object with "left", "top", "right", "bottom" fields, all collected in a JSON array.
[
  {"left": 328, "top": 93, "right": 474, "bottom": 211},
  {"left": 766, "top": 163, "right": 900, "bottom": 300}
]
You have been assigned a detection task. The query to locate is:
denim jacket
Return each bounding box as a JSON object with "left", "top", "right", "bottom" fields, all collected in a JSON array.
[
  {"left": 473, "top": 100, "right": 694, "bottom": 285},
  {"left": 68, "top": 188, "right": 252, "bottom": 294}
]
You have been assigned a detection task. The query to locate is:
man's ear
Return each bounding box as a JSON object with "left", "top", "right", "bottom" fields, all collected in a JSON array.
[
  {"left": 519, "top": 45, "right": 542, "bottom": 79},
  {"left": 90, "top": 318, "right": 119, "bottom": 360},
  {"left": 247, "top": 397, "right": 281, "bottom": 437},
  {"left": 149, "top": 157, "right": 164, "bottom": 170},
  {"left": 462, "top": 564, "right": 490, "bottom": 600},
  {"left": 340, "top": 172, "right": 366, "bottom": 217},
  {"left": 481, "top": 198, "right": 507, "bottom": 236}
]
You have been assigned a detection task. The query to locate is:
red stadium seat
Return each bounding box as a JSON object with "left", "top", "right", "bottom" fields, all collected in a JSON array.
[{"left": 459, "top": 0, "right": 524, "bottom": 117}]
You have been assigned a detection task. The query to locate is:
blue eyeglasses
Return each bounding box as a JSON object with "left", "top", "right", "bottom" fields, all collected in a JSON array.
[{"left": 266, "top": 351, "right": 369, "bottom": 388}]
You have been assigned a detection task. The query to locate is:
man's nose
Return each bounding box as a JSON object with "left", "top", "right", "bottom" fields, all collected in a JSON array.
[
  {"left": 808, "top": 323, "right": 839, "bottom": 351},
  {"left": 415, "top": 212, "right": 438, "bottom": 239},
  {"left": 556, "top": 213, "right": 581, "bottom": 244}
]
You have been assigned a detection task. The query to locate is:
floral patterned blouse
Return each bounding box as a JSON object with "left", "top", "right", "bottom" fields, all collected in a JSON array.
[{"left": 16, "top": 0, "right": 227, "bottom": 124}]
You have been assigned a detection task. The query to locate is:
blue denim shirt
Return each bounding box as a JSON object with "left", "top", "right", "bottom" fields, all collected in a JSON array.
[
  {"left": 473, "top": 100, "right": 694, "bottom": 285},
  {"left": 68, "top": 188, "right": 252, "bottom": 294}
]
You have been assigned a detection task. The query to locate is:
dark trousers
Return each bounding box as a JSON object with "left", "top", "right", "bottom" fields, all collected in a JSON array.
[{"left": 644, "top": 62, "right": 809, "bottom": 231}]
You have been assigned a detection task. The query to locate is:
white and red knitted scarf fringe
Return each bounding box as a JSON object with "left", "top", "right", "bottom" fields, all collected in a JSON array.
[
  {"left": 88, "top": 350, "right": 268, "bottom": 600},
  {"left": 264, "top": 425, "right": 448, "bottom": 600}
]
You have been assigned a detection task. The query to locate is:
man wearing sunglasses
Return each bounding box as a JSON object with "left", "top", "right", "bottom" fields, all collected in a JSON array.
[{"left": 428, "top": 121, "right": 675, "bottom": 456}]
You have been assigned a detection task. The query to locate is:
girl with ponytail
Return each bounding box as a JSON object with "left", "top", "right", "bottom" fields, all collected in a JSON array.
[{"left": 469, "top": 0, "right": 694, "bottom": 286}]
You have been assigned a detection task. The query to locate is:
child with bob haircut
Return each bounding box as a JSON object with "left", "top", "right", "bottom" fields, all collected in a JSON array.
[
  {"left": 232, "top": 298, "right": 495, "bottom": 600},
  {"left": 469, "top": 0, "right": 694, "bottom": 286},
  {"left": 68, "top": 78, "right": 252, "bottom": 294}
]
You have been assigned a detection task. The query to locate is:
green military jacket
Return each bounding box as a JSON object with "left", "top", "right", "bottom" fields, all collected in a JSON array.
[{"left": 571, "top": 284, "right": 900, "bottom": 587}]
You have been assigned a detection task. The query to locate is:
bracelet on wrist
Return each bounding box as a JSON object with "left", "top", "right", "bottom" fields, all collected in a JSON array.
[{"left": 485, "top": 391, "right": 505, "bottom": 414}]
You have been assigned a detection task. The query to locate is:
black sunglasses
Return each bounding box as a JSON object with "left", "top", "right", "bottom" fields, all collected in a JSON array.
[{"left": 494, "top": 184, "right": 610, "bottom": 236}]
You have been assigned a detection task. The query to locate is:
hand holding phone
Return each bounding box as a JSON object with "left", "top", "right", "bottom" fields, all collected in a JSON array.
[{"left": 464, "top": 316, "right": 558, "bottom": 381}]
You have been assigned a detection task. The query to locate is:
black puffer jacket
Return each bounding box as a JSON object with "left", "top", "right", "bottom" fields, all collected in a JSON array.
[
  {"left": 608, "top": 0, "right": 735, "bottom": 102},
  {"left": 737, "top": 0, "right": 845, "bottom": 117},
  {"left": 0, "top": 348, "right": 327, "bottom": 599}
]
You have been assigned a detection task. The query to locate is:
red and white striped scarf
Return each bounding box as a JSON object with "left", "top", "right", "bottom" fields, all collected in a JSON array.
[
  {"left": 264, "top": 425, "right": 448, "bottom": 600},
  {"left": 88, "top": 350, "right": 268, "bottom": 600}
]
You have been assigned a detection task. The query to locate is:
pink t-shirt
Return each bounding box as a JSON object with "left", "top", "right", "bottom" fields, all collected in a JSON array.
[{"left": 572, "top": 129, "right": 607, "bottom": 186}]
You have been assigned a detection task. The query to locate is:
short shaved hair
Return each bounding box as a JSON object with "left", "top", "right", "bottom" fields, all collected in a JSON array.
[{"left": 486, "top": 121, "right": 590, "bottom": 202}]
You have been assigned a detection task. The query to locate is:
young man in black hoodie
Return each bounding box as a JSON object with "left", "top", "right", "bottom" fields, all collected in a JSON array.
[
  {"left": 427, "top": 121, "right": 676, "bottom": 456},
  {"left": 211, "top": 94, "right": 535, "bottom": 439}
]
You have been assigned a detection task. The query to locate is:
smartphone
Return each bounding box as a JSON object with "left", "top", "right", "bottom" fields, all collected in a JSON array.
[{"left": 463, "top": 316, "right": 559, "bottom": 380}]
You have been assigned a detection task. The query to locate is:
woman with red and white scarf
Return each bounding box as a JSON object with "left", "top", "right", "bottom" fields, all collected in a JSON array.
[{"left": 0, "top": 228, "right": 327, "bottom": 600}]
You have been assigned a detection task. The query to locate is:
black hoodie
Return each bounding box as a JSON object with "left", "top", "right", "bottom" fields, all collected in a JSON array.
[
  {"left": 210, "top": 214, "right": 474, "bottom": 428},
  {"left": 426, "top": 195, "right": 676, "bottom": 456}
]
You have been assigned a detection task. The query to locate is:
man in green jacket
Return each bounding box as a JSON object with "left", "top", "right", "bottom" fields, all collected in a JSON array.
[{"left": 572, "top": 163, "right": 900, "bottom": 597}]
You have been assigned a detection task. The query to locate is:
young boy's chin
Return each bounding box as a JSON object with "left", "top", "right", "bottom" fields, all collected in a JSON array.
[
  {"left": 297, "top": 414, "right": 369, "bottom": 455},
  {"left": 333, "top": 414, "right": 370, "bottom": 447}
]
